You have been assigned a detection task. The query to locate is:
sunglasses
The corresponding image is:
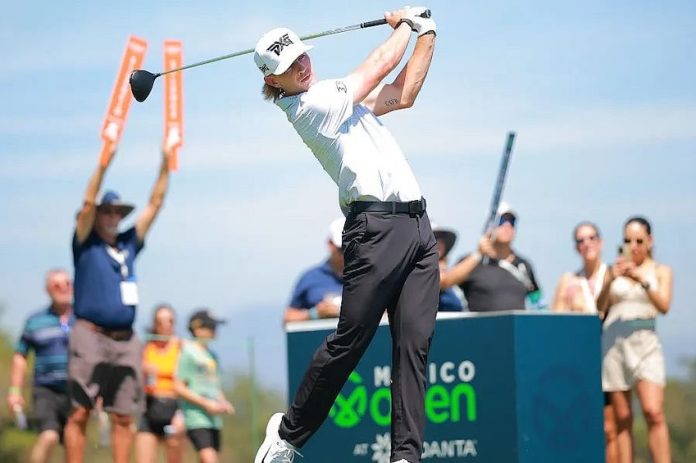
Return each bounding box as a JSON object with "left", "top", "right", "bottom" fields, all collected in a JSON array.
[
  {"left": 498, "top": 214, "right": 516, "bottom": 227},
  {"left": 623, "top": 238, "right": 645, "bottom": 245},
  {"left": 575, "top": 235, "right": 598, "bottom": 245},
  {"left": 99, "top": 207, "right": 123, "bottom": 216},
  {"left": 50, "top": 280, "right": 72, "bottom": 289}
]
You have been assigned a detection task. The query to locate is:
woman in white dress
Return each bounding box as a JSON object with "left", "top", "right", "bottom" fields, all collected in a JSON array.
[{"left": 599, "top": 216, "right": 673, "bottom": 463}]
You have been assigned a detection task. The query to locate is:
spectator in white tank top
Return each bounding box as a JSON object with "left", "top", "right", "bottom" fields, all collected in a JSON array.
[{"left": 598, "top": 216, "right": 673, "bottom": 463}]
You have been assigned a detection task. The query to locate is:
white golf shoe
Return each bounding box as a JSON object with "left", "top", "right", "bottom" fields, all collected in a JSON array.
[{"left": 254, "top": 413, "right": 300, "bottom": 463}]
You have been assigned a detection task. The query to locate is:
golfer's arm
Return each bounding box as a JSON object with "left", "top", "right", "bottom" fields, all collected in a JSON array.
[
  {"left": 365, "top": 33, "right": 435, "bottom": 116},
  {"left": 136, "top": 150, "right": 170, "bottom": 242},
  {"left": 346, "top": 23, "right": 412, "bottom": 106},
  {"left": 440, "top": 254, "right": 480, "bottom": 289}
]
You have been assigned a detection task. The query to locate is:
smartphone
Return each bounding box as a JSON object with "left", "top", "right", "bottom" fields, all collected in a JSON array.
[{"left": 617, "top": 243, "right": 631, "bottom": 260}]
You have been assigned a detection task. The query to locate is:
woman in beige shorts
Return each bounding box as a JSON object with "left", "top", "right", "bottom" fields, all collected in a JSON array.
[{"left": 599, "top": 216, "right": 673, "bottom": 463}]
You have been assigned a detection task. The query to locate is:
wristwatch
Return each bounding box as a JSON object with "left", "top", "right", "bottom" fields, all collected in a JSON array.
[{"left": 640, "top": 280, "right": 651, "bottom": 291}]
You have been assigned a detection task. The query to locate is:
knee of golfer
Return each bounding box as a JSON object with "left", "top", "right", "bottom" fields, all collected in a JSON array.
[
  {"left": 69, "top": 406, "right": 91, "bottom": 426},
  {"left": 398, "top": 320, "right": 433, "bottom": 345},
  {"left": 111, "top": 413, "right": 134, "bottom": 427}
]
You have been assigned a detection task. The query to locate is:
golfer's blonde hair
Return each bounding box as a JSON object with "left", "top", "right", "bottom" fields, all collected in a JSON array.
[{"left": 262, "top": 83, "right": 283, "bottom": 102}]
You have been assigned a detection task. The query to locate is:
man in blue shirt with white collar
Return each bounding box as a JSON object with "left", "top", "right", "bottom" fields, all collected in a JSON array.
[
  {"left": 7, "top": 268, "right": 74, "bottom": 463},
  {"left": 64, "top": 141, "right": 173, "bottom": 463},
  {"left": 284, "top": 218, "right": 345, "bottom": 323}
]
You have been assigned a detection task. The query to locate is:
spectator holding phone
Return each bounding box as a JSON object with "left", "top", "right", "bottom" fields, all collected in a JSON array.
[{"left": 599, "top": 216, "right": 673, "bottom": 463}]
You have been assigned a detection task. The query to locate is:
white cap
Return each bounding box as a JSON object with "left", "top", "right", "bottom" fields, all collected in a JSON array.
[
  {"left": 497, "top": 201, "right": 517, "bottom": 217},
  {"left": 254, "top": 28, "right": 314, "bottom": 77},
  {"left": 328, "top": 217, "right": 345, "bottom": 248}
]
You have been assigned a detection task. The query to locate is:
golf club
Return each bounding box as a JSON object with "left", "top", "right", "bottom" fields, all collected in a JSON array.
[{"left": 129, "top": 10, "right": 431, "bottom": 102}]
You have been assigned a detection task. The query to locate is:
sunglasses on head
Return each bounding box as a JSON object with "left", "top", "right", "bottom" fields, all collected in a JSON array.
[
  {"left": 624, "top": 238, "right": 644, "bottom": 245},
  {"left": 575, "top": 235, "right": 598, "bottom": 245},
  {"left": 498, "top": 214, "right": 516, "bottom": 227}
]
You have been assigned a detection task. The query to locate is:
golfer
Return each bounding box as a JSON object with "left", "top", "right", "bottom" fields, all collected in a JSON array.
[{"left": 253, "top": 7, "right": 437, "bottom": 463}]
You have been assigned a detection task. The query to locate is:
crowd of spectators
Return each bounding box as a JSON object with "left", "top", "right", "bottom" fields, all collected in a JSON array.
[
  {"left": 285, "top": 211, "right": 673, "bottom": 463},
  {"left": 4, "top": 142, "right": 673, "bottom": 463}
]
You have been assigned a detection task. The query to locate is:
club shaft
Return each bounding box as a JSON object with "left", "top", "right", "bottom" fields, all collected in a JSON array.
[
  {"left": 483, "top": 131, "right": 516, "bottom": 233},
  {"left": 158, "top": 18, "right": 390, "bottom": 77}
]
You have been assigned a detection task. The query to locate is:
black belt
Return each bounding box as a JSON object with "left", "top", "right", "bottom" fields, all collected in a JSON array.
[{"left": 349, "top": 198, "right": 427, "bottom": 215}]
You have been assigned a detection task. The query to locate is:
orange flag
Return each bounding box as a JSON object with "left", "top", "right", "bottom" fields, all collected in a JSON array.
[
  {"left": 163, "top": 40, "right": 184, "bottom": 171},
  {"left": 99, "top": 36, "right": 148, "bottom": 166}
]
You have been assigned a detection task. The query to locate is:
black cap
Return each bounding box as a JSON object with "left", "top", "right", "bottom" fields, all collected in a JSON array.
[{"left": 188, "top": 309, "right": 227, "bottom": 332}]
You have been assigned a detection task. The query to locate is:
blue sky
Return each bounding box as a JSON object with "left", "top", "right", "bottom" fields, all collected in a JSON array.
[{"left": 1, "top": 1, "right": 695, "bottom": 390}]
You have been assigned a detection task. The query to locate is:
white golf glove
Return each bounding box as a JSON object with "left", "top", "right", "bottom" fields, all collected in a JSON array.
[{"left": 407, "top": 6, "right": 436, "bottom": 37}]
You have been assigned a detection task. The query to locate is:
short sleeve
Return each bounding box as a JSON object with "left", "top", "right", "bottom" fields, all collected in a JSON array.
[
  {"left": 72, "top": 230, "right": 85, "bottom": 262},
  {"left": 288, "top": 272, "right": 311, "bottom": 309},
  {"left": 524, "top": 260, "right": 541, "bottom": 294},
  {"left": 121, "top": 226, "right": 144, "bottom": 257},
  {"left": 175, "top": 344, "right": 194, "bottom": 383},
  {"left": 15, "top": 319, "right": 32, "bottom": 356},
  {"left": 301, "top": 79, "right": 355, "bottom": 137}
]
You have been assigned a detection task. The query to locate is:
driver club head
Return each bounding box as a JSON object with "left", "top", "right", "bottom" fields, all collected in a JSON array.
[{"left": 129, "top": 70, "right": 159, "bottom": 102}]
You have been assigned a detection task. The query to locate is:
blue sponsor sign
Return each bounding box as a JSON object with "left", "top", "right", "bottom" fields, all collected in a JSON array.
[{"left": 287, "top": 312, "right": 604, "bottom": 462}]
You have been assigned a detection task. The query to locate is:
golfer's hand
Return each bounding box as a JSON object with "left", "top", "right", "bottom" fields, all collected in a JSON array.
[
  {"left": 384, "top": 7, "right": 412, "bottom": 29},
  {"left": 408, "top": 7, "right": 436, "bottom": 36}
]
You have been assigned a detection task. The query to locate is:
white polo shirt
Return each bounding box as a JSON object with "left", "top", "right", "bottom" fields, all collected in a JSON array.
[{"left": 276, "top": 78, "right": 422, "bottom": 215}]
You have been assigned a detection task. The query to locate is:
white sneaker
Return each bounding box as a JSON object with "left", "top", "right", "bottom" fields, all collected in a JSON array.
[
  {"left": 392, "top": 460, "right": 411, "bottom": 463},
  {"left": 254, "top": 413, "right": 299, "bottom": 463}
]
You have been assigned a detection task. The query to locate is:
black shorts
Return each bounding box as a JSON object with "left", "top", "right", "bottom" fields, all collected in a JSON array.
[
  {"left": 187, "top": 428, "right": 221, "bottom": 452},
  {"left": 33, "top": 386, "right": 71, "bottom": 436},
  {"left": 138, "top": 396, "right": 179, "bottom": 437}
]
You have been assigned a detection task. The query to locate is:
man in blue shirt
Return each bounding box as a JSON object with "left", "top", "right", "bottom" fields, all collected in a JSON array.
[
  {"left": 64, "top": 141, "right": 173, "bottom": 463},
  {"left": 7, "top": 269, "right": 75, "bottom": 463},
  {"left": 284, "top": 218, "right": 345, "bottom": 323},
  {"left": 432, "top": 224, "right": 464, "bottom": 311}
]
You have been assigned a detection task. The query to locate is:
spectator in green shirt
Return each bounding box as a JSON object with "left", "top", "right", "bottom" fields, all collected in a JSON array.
[{"left": 174, "top": 309, "right": 234, "bottom": 463}]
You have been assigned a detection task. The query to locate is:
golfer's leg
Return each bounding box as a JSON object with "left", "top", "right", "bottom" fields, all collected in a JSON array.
[
  {"left": 281, "top": 212, "right": 407, "bottom": 447},
  {"left": 390, "top": 244, "right": 439, "bottom": 463}
]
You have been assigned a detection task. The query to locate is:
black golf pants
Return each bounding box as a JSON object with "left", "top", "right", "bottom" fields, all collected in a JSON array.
[{"left": 280, "top": 209, "right": 440, "bottom": 463}]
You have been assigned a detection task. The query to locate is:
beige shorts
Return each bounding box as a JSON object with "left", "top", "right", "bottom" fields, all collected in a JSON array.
[
  {"left": 602, "top": 320, "right": 665, "bottom": 391},
  {"left": 67, "top": 319, "right": 143, "bottom": 415}
]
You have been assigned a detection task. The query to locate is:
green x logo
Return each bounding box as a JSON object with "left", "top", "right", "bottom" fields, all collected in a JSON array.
[{"left": 329, "top": 371, "right": 367, "bottom": 428}]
